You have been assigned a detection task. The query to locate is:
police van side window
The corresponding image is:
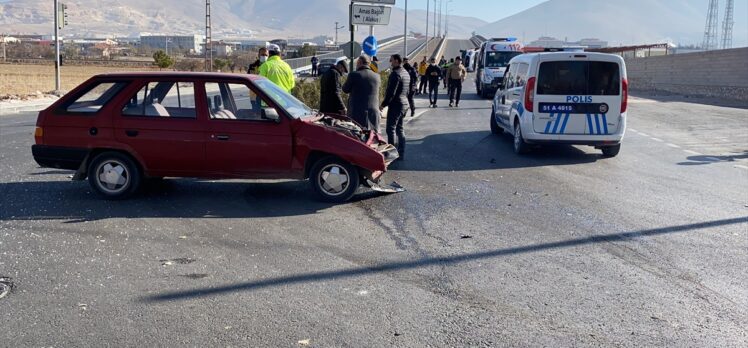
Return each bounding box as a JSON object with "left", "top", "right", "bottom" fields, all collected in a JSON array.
[
  {"left": 537, "top": 61, "right": 620, "bottom": 95},
  {"left": 516, "top": 63, "right": 530, "bottom": 87},
  {"left": 505, "top": 64, "right": 519, "bottom": 89}
]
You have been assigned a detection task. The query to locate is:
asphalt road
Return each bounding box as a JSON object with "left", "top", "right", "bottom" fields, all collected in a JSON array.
[
  {"left": 1, "top": 40, "right": 747, "bottom": 347},
  {"left": 376, "top": 38, "right": 427, "bottom": 71}
]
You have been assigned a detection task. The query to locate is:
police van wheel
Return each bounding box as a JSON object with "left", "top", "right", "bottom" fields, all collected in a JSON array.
[
  {"left": 490, "top": 109, "right": 502, "bottom": 135},
  {"left": 601, "top": 144, "right": 621, "bottom": 158},
  {"left": 513, "top": 122, "right": 530, "bottom": 154}
]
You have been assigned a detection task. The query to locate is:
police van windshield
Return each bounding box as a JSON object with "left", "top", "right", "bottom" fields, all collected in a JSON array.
[
  {"left": 537, "top": 61, "right": 620, "bottom": 95},
  {"left": 486, "top": 52, "right": 521, "bottom": 68}
]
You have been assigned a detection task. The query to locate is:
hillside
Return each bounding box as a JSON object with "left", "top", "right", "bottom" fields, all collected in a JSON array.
[
  {"left": 0, "top": 0, "right": 486, "bottom": 39},
  {"left": 477, "top": 0, "right": 748, "bottom": 47}
]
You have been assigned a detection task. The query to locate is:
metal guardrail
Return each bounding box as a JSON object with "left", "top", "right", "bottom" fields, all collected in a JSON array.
[
  {"left": 284, "top": 50, "right": 344, "bottom": 70},
  {"left": 470, "top": 35, "right": 487, "bottom": 48},
  {"left": 431, "top": 37, "right": 447, "bottom": 60}
]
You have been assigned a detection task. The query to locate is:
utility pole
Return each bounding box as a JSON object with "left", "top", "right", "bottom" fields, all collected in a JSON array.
[
  {"left": 334, "top": 21, "right": 345, "bottom": 46},
  {"left": 404, "top": 0, "right": 408, "bottom": 58},
  {"left": 722, "top": 0, "right": 734, "bottom": 49},
  {"left": 349, "top": 1, "right": 355, "bottom": 73},
  {"left": 702, "top": 0, "right": 719, "bottom": 51},
  {"left": 433, "top": 0, "right": 436, "bottom": 44},
  {"left": 53, "top": 0, "right": 61, "bottom": 93},
  {"left": 1, "top": 33, "right": 6, "bottom": 63},
  {"left": 205, "top": 0, "right": 212, "bottom": 71}
]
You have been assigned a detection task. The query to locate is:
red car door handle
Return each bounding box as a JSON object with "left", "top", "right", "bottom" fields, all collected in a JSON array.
[
  {"left": 214, "top": 134, "right": 230, "bottom": 141},
  {"left": 125, "top": 130, "right": 139, "bottom": 137}
]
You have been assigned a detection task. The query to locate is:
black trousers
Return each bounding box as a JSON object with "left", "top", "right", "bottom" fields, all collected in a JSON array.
[
  {"left": 449, "top": 79, "right": 463, "bottom": 104},
  {"left": 428, "top": 83, "right": 439, "bottom": 105},
  {"left": 386, "top": 104, "right": 407, "bottom": 156},
  {"left": 311, "top": 65, "right": 318, "bottom": 76},
  {"left": 419, "top": 75, "right": 428, "bottom": 93},
  {"left": 407, "top": 91, "right": 415, "bottom": 113}
]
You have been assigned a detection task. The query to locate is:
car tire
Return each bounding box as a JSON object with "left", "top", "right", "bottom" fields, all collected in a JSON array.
[
  {"left": 87, "top": 152, "right": 142, "bottom": 200},
  {"left": 513, "top": 121, "right": 530, "bottom": 155},
  {"left": 309, "top": 156, "right": 360, "bottom": 203},
  {"left": 601, "top": 144, "right": 621, "bottom": 158},
  {"left": 490, "top": 109, "right": 503, "bottom": 135}
]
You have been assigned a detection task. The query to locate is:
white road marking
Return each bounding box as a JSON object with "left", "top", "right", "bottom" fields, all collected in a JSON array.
[
  {"left": 639, "top": 133, "right": 650, "bottom": 137},
  {"left": 666, "top": 143, "right": 681, "bottom": 148},
  {"left": 734, "top": 165, "right": 748, "bottom": 170},
  {"left": 651, "top": 138, "right": 665, "bottom": 142},
  {"left": 683, "top": 150, "right": 702, "bottom": 156},
  {"left": 405, "top": 109, "right": 428, "bottom": 124},
  {"left": 628, "top": 128, "right": 638, "bottom": 132}
]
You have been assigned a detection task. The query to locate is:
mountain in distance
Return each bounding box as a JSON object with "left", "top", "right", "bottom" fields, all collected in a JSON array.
[
  {"left": 0, "top": 0, "right": 486, "bottom": 40},
  {"left": 477, "top": 0, "right": 748, "bottom": 47}
]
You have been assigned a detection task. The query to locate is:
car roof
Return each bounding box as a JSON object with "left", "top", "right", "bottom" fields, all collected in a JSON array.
[
  {"left": 511, "top": 52, "right": 624, "bottom": 64},
  {"left": 92, "top": 71, "right": 265, "bottom": 81}
]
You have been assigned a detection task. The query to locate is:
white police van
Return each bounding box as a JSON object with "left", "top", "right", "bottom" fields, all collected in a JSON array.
[
  {"left": 475, "top": 38, "right": 523, "bottom": 98},
  {"left": 490, "top": 50, "right": 628, "bottom": 157}
]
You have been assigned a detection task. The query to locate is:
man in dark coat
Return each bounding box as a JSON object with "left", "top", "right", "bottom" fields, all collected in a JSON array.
[
  {"left": 342, "top": 56, "right": 381, "bottom": 132},
  {"left": 425, "top": 57, "right": 442, "bottom": 108},
  {"left": 380, "top": 54, "right": 410, "bottom": 160},
  {"left": 247, "top": 47, "right": 268, "bottom": 74},
  {"left": 319, "top": 60, "right": 348, "bottom": 115},
  {"left": 403, "top": 58, "right": 418, "bottom": 117}
]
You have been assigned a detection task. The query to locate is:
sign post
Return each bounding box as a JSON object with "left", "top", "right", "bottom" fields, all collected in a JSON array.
[{"left": 349, "top": 0, "right": 394, "bottom": 71}]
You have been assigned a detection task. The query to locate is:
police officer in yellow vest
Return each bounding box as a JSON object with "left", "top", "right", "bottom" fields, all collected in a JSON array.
[{"left": 259, "top": 44, "right": 296, "bottom": 93}]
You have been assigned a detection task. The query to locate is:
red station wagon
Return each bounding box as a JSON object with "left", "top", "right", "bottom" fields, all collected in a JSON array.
[{"left": 32, "top": 72, "right": 399, "bottom": 202}]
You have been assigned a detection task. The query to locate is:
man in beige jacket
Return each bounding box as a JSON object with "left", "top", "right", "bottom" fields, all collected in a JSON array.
[{"left": 447, "top": 56, "right": 467, "bottom": 107}]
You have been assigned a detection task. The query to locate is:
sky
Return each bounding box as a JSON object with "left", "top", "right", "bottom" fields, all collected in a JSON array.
[{"left": 393, "top": 0, "right": 548, "bottom": 23}]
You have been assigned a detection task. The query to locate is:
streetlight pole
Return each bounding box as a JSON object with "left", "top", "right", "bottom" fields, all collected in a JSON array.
[
  {"left": 425, "top": 0, "right": 429, "bottom": 57},
  {"left": 404, "top": 0, "right": 408, "bottom": 58},
  {"left": 335, "top": 21, "right": 345, "bottom": 46}
]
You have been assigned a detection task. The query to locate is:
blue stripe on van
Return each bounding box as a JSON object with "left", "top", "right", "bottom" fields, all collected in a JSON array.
[
  {"left": 559, "top": 113, "right": 570, "bottom": 134},
  {"left": 551, "top": 113, "right": 563, "bottom": 134},
  {"left": 544, "top": 113, "right": 553, "bottom": 133},
  {"left": 602, "top": 114, "right": 609, "bottom": 134},
  {"left": 586, "top": 114, "right": 594, "bottom": 135},
  {"left": 594, "top": 114, "right": 602, "bottom": 135}
]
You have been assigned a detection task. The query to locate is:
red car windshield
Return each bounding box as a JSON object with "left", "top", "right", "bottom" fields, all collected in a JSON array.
[{"left": 255, "top": 79, "right": 315, "bottom": 119}]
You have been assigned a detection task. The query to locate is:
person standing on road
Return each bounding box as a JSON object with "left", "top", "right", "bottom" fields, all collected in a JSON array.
[
  {"left": 403, "top": 58, "right": 418, "bottom": 117},
  {"left": 380, "top": 54, "right": 410, "bottom": 159},
  {"left": 442, "top": 58, "right": 453, "bottom": 89},
  {"left": 342, "top": 55, "right": 381, "bottom": 132},
  {"left": 319, "top": 60, "right": 349, "bottom": 115},
  {"left": 447, "top": 56, "right": 467, "bottom": 108},
  {"left": 247, "top": 47, "right": 269, "bottom": 75},
  {"left": 426, "top": 57, "right": 442, "bottom": 108},
  {"left": 310, "top": 56, "right": 319, "bottom": 77},
  {"left": 259, "top": 44, "right": 296, "bottom": 93},
  {"left": 370, "top": 56, "right": 380, "bottom": 73},
  {"left": 418, "top": 56, "right": 428, "bottom": 95}
]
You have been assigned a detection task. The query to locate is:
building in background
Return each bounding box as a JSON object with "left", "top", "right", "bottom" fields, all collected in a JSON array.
[
  {"left": 139, "top": 34, "right": 205, "bottom": 54},
  {"left": 528, "top": 36, "right": 608, "bottom": 49}
]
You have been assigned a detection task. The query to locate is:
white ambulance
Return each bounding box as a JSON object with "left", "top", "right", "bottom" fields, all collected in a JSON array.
[
  {"left": 475, "top": 38, "right": 524, "bottom": 98},
  {"left": 490, "top": 51, "right": 628, "bottom": 157}
]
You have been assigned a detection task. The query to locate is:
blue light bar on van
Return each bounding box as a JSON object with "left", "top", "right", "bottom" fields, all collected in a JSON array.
[{"left": 490, "top": 37, "right": 517, "bottom": 42}]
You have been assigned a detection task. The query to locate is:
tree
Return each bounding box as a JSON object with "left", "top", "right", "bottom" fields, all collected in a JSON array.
[
  {"left": 213, "top": 58, "right": 228, "bottom": 72},
  {"left": 298, "top": 45, "right": 317, "bottom": 58},
  {"left": 152, "top": 50, "right": 174, "bottom": 70}
]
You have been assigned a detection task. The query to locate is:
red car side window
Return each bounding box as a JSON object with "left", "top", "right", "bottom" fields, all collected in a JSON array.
[
  {"left": 63, "top": 82, "right": 127, "bottom": 114},
  {"left": 122, "top": 81, "right": 197, "bottom": 118}
]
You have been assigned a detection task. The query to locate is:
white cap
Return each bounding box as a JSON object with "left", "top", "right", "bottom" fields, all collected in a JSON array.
[{"left": 266, "top": 44, "right": 281, "bottom": 52}]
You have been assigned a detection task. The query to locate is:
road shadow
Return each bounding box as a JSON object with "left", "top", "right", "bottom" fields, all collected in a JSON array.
[
  {"left": 677, "top": 151, "right": 748, "bottom": 166},
  {"left": 390, "top": 130, "right": 601, "bottom": 172},
  {"left": 0, "top": 178, "right": 387, "bottom": 222},
  {"left": 140, "top": 216, "right": 748, "bottom": 302}
]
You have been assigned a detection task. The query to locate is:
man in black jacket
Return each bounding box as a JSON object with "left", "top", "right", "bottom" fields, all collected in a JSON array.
[
  {"left": 247, "top": 47, "right": 268, "bottom": 74},
  {"left": 342, "top": 56, "right": 381, "bottom": 132},
  {"left": 380, "top": 54, "right": 410, "bottom": 160},
  {"left": 403, "top": 58, "right": 418, "bottom": 117},
  {"left": 425, "top": 57, "right": 442, "bottom": 108},
  {"left": 319, "top": 60, "right": 348, "bottom": 115}
]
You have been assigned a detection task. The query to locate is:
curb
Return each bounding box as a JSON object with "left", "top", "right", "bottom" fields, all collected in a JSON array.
[{"left": 0, "top": 101, "right": 54, "bottom": 116}]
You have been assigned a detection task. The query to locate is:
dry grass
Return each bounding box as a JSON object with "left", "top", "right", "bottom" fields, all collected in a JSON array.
[{"left": 0, "top": 64, "right": 160, "bottom": 96}]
